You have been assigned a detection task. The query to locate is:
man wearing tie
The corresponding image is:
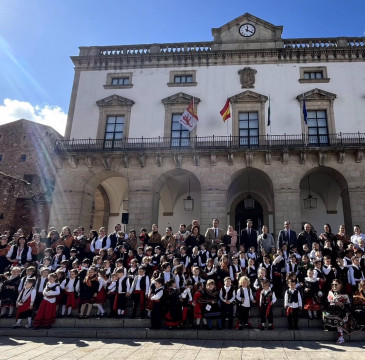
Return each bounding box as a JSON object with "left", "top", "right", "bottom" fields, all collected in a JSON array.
[
  {"left": 240, "top": 219, "right": 258, "bottom": 251},
  {"left": 277, "top": 221, "right": 297, "bottom": 250},
  {"left": 205, "top": 219, "right": 224, "bottom": 246}
]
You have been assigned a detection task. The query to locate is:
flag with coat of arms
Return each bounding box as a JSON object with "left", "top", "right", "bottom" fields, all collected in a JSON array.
[{"left": 178, "top": 99, "right": 198, "bottom": 131}]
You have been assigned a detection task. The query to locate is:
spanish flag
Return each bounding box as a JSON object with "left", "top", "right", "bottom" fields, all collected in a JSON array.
[{"left": 220, "top": 98, "right": 231, "bottom": 122}]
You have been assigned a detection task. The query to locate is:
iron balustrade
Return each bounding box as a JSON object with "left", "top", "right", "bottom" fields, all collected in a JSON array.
[{"left": 54, "top": 133, "right": 365, "bottom": 153}]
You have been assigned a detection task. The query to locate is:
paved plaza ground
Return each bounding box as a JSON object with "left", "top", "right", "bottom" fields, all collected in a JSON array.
[{"left": 0, "top": 337, "right": 364, "bottom": 360}]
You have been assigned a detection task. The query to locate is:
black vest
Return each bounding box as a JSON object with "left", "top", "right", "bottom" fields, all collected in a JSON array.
[
  {"left": 261, "top": 290, "right": 273, "bottom": 305},
  {"left": 36, "top": 277, "right": 48, "bottom": 293},
  {"left": 65, "top": 277, "right": 79, "bottom": 292},
  {"left": 118, "top": 277, "right": 129, "bottom": 293},
  {"left": 221, "top": 286, "right": 234, "bottom": 300},
  {"left": 287, "top": 289, "right": 299, "bottom": 303},
  {"left": 10, "top": 245, "right": 29, "bottom": 265},
  {"left": 352, "top": 265, "right": 363, "bottom": 280}
]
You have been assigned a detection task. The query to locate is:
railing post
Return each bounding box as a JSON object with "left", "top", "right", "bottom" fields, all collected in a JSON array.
[
  {"left": 229, "top": 134, "right": 232, "bottom": 149},
  {"left": 339, "top": 132, "right": 342, "bottom": 146},
  {"left": 141, "top": 136, "right": 144, "bottom": 149},
  {"left": 358, "top": 132, "right": 361, "bottom": 147},
  {"left": 212, "top": 135, "right": 215, "bottom": 147}
]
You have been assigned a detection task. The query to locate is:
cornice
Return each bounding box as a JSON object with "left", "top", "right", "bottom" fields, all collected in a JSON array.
[{"left": 71, "top": 44, "right": 365, "bottom": 71}]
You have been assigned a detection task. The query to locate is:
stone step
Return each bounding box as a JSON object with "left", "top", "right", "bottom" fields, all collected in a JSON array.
[
  {"left": 1, "top": 326, "right": 364, "bottom": 342},
  {"left": 0, "top": 316, "right": 323, "bottom": 329}
]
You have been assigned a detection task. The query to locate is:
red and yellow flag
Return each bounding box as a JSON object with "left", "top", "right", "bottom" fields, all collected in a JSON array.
[{"left": 220, "top": 99, "right": 231, "bottom": 122}]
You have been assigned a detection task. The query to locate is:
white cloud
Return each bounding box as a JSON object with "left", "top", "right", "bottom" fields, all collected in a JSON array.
[{"left": 0, "top": 98, "right": 67, "bottom": 135}]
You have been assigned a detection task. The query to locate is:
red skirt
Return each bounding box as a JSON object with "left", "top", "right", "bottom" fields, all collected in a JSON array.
[
  {"left": 193, "top": 303, "right": 202, "bottom": 319},
  {"left": 165, "top": 311, "right": 181, "bottom": 326},
  {"left": 16, "top": 297, "right": 32, "bottom": 320},
  {"left": 304, "top": 298, "right": 321, "bottom": 311},
  {"left": 65, "top": 292, "right": 77, "bottom": 309},
  {"left": 94, "top": 288, "right": 107, "bottom": 304},
  {"left": 33, "top": 300, "right": 57, "bottom": 328}
]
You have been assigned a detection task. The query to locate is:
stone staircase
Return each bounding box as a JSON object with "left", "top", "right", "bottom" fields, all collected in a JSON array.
[{"left": 1, "top": 300, "right": 364, "bottom": 342}]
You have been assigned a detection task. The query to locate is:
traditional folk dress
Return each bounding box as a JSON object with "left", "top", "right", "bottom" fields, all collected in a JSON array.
[
  {"left": 16, "top": 287, "right": 36, "bottom": 320},
  {"left": 33, "top": 283, "right": 60, "bottom": 328},
  {"left": 165, "top": 287, "right": 182, "bottom": 327},
  {"left": 150, "top": 287, "right": 164, "bottom": 330},
  {"left": 60, "top": 277, "right": 80, "bottom": 309},
  {"left": 322, "top": 290, "right": 358, "bottom": 334},
  {"left": 303, "top": 277, "right": 322, "bottom": 311},
  {"left": 0, "top": 275, "right": 21, "bottom": 308}
]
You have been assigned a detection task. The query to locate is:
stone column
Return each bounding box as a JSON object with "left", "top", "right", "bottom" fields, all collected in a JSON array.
[
  {"left": 200, "top": 188, "right": 227, "bottom": 234},
  {"left": 274, "top": 189, "right": 302, "bottom": 235},
  {"left": 48, "top": 190, "right": 88, "bottom": 231},
  {"left": 347, "top": 188, "right": 365, "bottom": 230},
  {"left": 127, "top": 189, "right": 156, "bottom": 232}
]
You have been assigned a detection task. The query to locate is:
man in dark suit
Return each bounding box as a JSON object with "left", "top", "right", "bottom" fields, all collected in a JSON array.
[
  {"left": 240, "top": 219, "right": 258, "bottom": 251},
  {"left": 277, "top": 221, "right": 297, "bottom": 250}
]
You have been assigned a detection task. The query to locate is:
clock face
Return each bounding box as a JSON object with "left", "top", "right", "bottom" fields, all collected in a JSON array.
[{"left": 239, "top": 23, "right": 256, "bottom": 37}]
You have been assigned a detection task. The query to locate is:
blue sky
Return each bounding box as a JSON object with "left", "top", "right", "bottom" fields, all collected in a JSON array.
[{"left": 1, "top": 0, "right": 364, "bottom": 134}]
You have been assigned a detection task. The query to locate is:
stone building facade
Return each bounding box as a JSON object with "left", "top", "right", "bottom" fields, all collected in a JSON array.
[
  {"left": 50, "top": 13, "right": 365, "bottom": 236},
  {"left": 0, "top": 120, "right": 62, "bottom": 233}
]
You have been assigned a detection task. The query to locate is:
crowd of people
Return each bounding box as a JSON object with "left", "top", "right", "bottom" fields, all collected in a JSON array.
[{"left": 0, "top": 219, "right": 365, "bottom": 344}]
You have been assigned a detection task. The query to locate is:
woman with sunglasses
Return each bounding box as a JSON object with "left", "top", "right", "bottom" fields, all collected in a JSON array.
[{"left": 322, "top": 279, "right": 356, "bottom": 344}]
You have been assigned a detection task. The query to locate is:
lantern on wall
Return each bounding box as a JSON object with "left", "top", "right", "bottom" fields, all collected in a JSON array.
[
  {"left": 244, "top": 177, "right": 255, "bottom": 209},
  {"left": 183, "top": 179, "right": 194, "bottom": 211},
  {"left": 303, "top": 176, "right": 317, "bottom": 209}
]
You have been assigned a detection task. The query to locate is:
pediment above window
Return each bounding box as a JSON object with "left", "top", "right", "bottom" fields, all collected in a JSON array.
[
  {"left": 162, "top": 92, "right": 201, "bottom": 106},
  {"left": 229, "top": 90, "right": 268, "bottom": 104},
  {"left": 296, "top": 88, "right": 337, "bottom": 102},
  {"left": 96, "top": 94, "right": 135, "bottom": 108}
]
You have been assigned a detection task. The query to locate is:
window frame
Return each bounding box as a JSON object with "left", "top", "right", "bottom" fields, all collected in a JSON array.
[
  {"left": 104, "top": 72, "right": 133, "bottom": 89},
  {"left": 167, "top": 70, "right": 197, "bottom": 87},
  {"left": 238, "top": 111, "right": 260, "bottom": 147},
  {"left": 229, "top": 90, "right": 268, "bottom": 139},
  {"left": 307, "top": 110, "right": 329, "bottom": 145},
  {"left": 104, "top": 115, "right": 126, "bottom": 148},
  {"left": 171, "top": 113, "right": 190, "bottom": 147},
  {"left": 96, "top": 95, "right": 134, "bottom": 140},
  {"left": 20, "top": 154, "right": 27, "bottom": 162},
  {"left": 161, "top": 93, "right": 200, "bottom": 142},
  {"left": 299, "top": 67, "right": 330, "bottom": 83},
  {"left": 297, "top": 88, "right": 336, "bottom": 136}
]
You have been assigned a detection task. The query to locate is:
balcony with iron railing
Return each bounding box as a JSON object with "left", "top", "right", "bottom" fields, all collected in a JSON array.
[{"left": 55, "top": 133, "right": 365, "bottom": 154}]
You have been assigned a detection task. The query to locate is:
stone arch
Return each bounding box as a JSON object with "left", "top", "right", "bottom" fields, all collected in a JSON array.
[
  {"left": 154, "top": 168, "right": 201, "bottom": 231},
  {"left": 80, "top": 170, "right": 128, "bottom": 233},
  {"left": 299, "top": 166, "right": 351, "bottom": 233}
]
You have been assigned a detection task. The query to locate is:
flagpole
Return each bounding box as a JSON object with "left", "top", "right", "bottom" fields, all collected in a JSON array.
[
  {"left": 303, "top": 93, "right": 308, "bottom": 147},
  {"left": 269, "top": 95, "right": 271, "bottom": 148}
]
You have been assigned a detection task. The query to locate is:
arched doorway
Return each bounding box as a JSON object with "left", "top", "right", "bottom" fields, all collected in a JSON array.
[
  {"left": 299, "top": 166, "right": 351, "bottom": 233},
  {"left": 235, "top": 198, "right": 263, "bottom": 235},
  {"left": 154, "top": 169, "right": 201, "bottom": 232},
  {"left": 227, "top": 168, "right": 275, "bottom": 234}
]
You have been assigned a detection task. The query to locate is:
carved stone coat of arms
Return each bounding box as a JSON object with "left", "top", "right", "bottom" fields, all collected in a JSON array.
[{"left": 238, "top": 67, "right": 257, "bottom": 88}]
